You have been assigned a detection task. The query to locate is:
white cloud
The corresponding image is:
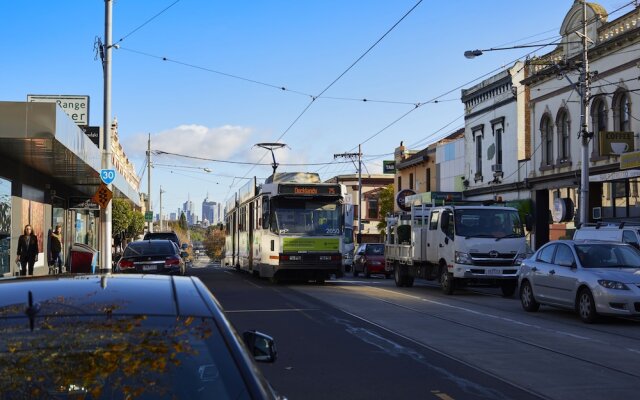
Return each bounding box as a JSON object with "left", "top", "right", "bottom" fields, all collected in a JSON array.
[{"left": 126, "top": 124, "right": 254, "bottom": 161}]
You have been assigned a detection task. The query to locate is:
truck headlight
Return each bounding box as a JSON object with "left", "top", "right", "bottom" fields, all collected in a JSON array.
[
  {"left": 455, "top": 251, "right": 473, "bottom": 265},
  {"left": 598, "top": 280, "right": 629, "bottom": 290}
]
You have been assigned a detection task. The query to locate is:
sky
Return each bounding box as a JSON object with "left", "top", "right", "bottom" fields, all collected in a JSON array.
[{"left": 1, "top": 0, "right": 633, "bottom": 219}]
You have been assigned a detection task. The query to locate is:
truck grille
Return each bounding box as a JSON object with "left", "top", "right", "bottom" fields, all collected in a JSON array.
[{"left": 469, "top": 252, "right": 517, "bottom": 266}]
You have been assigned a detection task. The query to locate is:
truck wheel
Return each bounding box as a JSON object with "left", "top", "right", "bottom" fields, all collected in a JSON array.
[
  {"left": 405, "top": 276, "right": 414, "bottom": 287},
  {"left": 440, "top": 267, "right": 454, "bottom": 295},
  {"left": 501, "top": 281, "right": 517, "bottom": 297},
  {"left": 364, "top": 265, "right": 371, "bottom": 279},
  {"left": 394, "top": 264, "right": 405, "bottom": 287}
]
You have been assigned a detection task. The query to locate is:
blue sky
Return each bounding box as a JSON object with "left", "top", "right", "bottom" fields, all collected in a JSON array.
[{"left": 1, "top": 0, "right": 632, "bottom": 218}]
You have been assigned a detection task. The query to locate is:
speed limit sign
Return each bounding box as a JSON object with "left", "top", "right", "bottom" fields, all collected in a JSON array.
[{"left": 100, "top": 169, "right": 116, "bottom": 185}]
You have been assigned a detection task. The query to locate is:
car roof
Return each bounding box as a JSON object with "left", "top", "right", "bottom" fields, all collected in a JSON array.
[
  {"left": 542, "top": 239, "right": 633, "bottom": 247},
  {"left": 0, "top": 275, "right": 214, "bottom": 318}
]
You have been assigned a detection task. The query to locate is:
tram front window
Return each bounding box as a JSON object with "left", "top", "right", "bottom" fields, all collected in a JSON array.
[{"left": 272, "top": 199, "right": 342, "bottom": 236}]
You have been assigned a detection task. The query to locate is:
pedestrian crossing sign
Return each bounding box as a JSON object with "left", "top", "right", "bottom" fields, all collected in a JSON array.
[{"left": 92, "top": 183, "right": 113, "bottom": 209}]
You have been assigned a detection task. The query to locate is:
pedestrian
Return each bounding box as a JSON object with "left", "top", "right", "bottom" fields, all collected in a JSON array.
[
  {"left": 16, "top": 224, "right": 38, "bottom": 276},
  {"left": 49, "top": 224, "right": 63, "bottom": 274}
]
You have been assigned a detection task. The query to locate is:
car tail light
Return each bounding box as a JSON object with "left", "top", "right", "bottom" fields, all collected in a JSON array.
[
  {"left": 118, "top": 259, "right": 134, "bottom": 270},
  {"left": 165, "top": 256, "right": 181, "bottom": 267}
]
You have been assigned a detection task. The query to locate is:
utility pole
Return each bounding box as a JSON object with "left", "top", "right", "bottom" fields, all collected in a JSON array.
[
  {"left": 579, "top": 0, "right": 591, "bottom": 225},
  {"left": 159, "top": 185, "right": 165, "bottom": 232},
  {"left": 147, "top": 133, "right": 153, "bottom": 233},
  {"left": 100, "top": 0, "right": 113, "bottom": 272},
  {"left": 334, "top": 146, "right": 363, "bottom": 244}
]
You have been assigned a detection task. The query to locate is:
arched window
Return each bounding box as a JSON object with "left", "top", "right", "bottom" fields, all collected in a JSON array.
[
  {"left": 590, "top": 97, "right": 607, "bottom": 157},
  {"left": 556, "top": 109, "right": 570, "bottom": 162},
  {"left": 615, "top": 92, "right": 631, "bottom": 131},
  {"left": 540, "top": 114, "right": 553, "bottom": 167}
]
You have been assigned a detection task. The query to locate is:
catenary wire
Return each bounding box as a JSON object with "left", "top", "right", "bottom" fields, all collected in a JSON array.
[{"left": 115, "top": 0, "right": 182, "bottom": 45}]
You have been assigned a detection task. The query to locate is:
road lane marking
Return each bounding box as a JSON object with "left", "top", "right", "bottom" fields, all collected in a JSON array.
[
  {"left": 244, "top": 279, "right": 263, "bottom": 289},
  {"left": 225, "top": 308, "right": 319, "bottom": 313}
]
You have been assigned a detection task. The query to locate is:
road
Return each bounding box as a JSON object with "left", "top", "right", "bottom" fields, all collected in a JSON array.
[{"left": 190, "top": 258, "right": 640, "bottom": 400}]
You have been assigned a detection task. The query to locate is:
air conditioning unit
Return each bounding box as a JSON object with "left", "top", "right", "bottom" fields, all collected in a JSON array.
[{"left": 491, "top": 164, "right": 503, "bottom": 173}]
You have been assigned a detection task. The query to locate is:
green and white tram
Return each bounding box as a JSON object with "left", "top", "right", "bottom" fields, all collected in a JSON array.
[{"left": 224, "top": 172, "right": 348, "bottom": 282}]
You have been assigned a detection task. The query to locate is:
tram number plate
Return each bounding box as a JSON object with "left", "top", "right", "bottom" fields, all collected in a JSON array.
[
  {"left": 289, "top": 256, "right": 302, "bottom": 261},
  {"left": 143, "top": 264, "right": 157, "bottom": 271},
  {"left": 486, "top": 268, "right": 502, "bottom": 276}
]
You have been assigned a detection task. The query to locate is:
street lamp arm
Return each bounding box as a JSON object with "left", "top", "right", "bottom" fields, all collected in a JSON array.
[{"left": 464, "top": 42, "right": 582, "bottom": 59}]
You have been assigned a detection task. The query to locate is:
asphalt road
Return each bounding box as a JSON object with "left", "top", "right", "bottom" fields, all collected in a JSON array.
[{"left": 191, "top": 260, "right": 544, "bottom": 400}]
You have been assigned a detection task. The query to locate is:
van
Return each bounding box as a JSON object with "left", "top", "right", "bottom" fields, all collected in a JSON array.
[{"left": 573, "top": 223, "right": 640, "bottom": 249}]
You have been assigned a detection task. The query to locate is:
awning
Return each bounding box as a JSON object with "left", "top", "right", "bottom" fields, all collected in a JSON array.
[{"left": 0, "top": 101, "right": 140, "bottom": 207}]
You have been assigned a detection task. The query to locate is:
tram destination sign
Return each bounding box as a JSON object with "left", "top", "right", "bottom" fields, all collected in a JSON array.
[{"left": 278, "top": 185, "right": 341, "bottom": 196}]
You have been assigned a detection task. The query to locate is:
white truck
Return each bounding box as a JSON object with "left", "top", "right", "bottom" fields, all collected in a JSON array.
[{"left": 385, "top": 199, "right": 530, "bottom": 296}]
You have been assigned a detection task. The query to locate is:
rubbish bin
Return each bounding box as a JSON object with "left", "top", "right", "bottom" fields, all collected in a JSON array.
[{"left": 68, "top": 243, "right": 98, "bottom": 273}]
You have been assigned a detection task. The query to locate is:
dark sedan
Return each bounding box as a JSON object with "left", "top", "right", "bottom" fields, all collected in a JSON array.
[
  {"left": 0, "top": 274, "right": 281, "bottom": 399},
  {"left": 117, "top": 239, "right": 186, "bottom": 275}
]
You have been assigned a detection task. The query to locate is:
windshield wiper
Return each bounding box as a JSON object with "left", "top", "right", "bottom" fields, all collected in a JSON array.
[
  {"left": 496, "top": 233, "right": 522, "bottom": 241},
  {"left": 464, "top": 234, "right": 495, "bottom": 239}
]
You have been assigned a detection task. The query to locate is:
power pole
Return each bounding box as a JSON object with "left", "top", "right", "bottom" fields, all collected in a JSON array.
[
  {"left": 159, "top": 185, "right": 165, "bottom": 231},
  {"left": 334, "top": 147, "right": 363, "bottom": 244},
  {"left": 147, "top": 133, "right": 153, "bottom": 233},
  {"left": 579, "top": 0, "right": 591, "bottom": 225},
  {"left": 100, "top": 0, "right": 113, "bottom": 272}
]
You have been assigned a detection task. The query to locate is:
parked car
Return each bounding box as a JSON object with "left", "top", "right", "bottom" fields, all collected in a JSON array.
[
  {"left": 0, "top": 274, "right": 281, "bottom": 399},
  {"left": 353, "top": 243, "right": 389, "bottom": 279},
  {"left": 144, "top": 231, "right": 181, "bottom": 247},
  {"left": 117, "top": 239, "right": 186, "bottom": 275},
  {"left": 519, "top": 240, "right": 640, "bottom": 323},
  {"left": 573, "top": 223, "right": 640, "bottom": 249}
]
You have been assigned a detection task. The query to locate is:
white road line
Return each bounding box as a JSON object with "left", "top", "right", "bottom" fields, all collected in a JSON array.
[{"left": 244, "top": 279, "right": 263, "bottom": 289}]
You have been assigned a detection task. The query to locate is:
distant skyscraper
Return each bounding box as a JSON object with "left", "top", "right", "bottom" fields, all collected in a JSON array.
[
  {"left": 183, "top": 195, "right": 195, "bottom": 225},
  {"left": 202, "top": 194, "right": 217, "bottom": 225},
  {"left": 169, "top": 212, "right": 177, "bottom": 221}
]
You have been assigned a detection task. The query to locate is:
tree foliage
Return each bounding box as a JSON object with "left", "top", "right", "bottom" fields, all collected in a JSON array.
[
  {"left": 377, "top": 184, "right": 395, "bottom": 232},
  {"left": 179, "top": 212, "right": 188, "bottom": 231},
  {"left": 128, "top": 211, "right": 146, "bottom": 238},
  {"left": 112, "top": 199, "right": 131, "bottom": 237},
  {"left": 203, "top": 227, "right": 225, "bottom": 260}
]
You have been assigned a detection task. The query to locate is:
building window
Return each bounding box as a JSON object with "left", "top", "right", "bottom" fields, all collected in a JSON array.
[
  {"left": 475, "top": 135, "right": 482, "bottom": 177},
  {"left": 495, "top": 127, "right": 503, "bottom": 166},
  {"left": 367, "top": 199, "right": 379, "bottom": 219},
  {"left": 409, "top": 173, "right": 414, "bottom": 190},
  {"left": 556, "top": 109, "right": 570, "bottom": 162},
  {"left": 541, "top": 114, "right": 553, "bottom": 167},
  {"left": 591, "top": 97, "right": 607, "bottom": 157},
  {"left": 426, "top": 168, "right": 431, "bottom": 192},
  {"left": 397, "top": 176, "right": 402, "bottom": 191},
  {"left": 615, "top": 92, "right": 631, "bottom": 131}
]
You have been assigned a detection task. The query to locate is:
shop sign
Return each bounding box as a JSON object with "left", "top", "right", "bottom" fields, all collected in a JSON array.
[
  {"left": 552, "top": 197, "right": 574, "bottom": 223},
  {"left": 396, "top": 189, "right": 416, "bottom": 212},
  {"left": 599, "top": 131, "right": 634, "bottom": 156},
  {"left": 620, "top": 150, "right": 640, "bottom": 170},
  {"left": 590, "top": 169, "right": 640, "bottom": 182},
  {"left": 81, "top": 126, "right": 100, "bottom": 147},
  {"left": 383, "top": 160, "right": 396, "bottom": 174},
  {"left": 69, "top": 197, "right": 100, "bottom": 210},
  {"left": 27, "top": 94, "right": 89, "bottom": 126}
]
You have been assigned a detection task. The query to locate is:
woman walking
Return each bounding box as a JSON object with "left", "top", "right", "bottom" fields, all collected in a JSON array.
[
  {"left": 16, "top": 224, "right": 38, "bottom": 276},
  {"left": 49, "top": 224, "right": 63, "bottom": 274}
]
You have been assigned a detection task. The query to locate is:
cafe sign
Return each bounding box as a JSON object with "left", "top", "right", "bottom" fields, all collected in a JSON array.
[
  {"left": 599, "top": 131, "right": 634, "bottom": 156},
  {"left": 620, "top": 150, "right": 640, "bottom": 170}
]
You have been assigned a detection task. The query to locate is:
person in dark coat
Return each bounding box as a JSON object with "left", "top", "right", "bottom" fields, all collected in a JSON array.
[
  {"left": 49, "top": 224, "right": 63, "bottom": 274},
  {"left": 16, "top": 224, "right": 38, "bottom": 276}
]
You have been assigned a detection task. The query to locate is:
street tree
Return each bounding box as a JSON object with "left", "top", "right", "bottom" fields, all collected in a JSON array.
[
  {"left": 377, "top": 184, "right": 395, "bottom": 233},
  {"left": 112, "top": 198, "right": 132, "bottom": 238},
  {"left": 203, "top": 227, "right": 225, "bottom": 260}
]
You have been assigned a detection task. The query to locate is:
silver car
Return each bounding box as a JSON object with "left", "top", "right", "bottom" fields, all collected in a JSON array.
[{"left": 519, "top": 240, "right": 640, "bottom": 323}]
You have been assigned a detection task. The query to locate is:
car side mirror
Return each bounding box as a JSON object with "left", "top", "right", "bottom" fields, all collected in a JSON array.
[
  {"left": 181, "top": 251, "right": 189, "bottom": 258},
  {"left": 181, "top": 243, "right": 189, "bottom": 250},
  {"left": 243, "top": 330, "right": 277, "bottom": 363},
  {"left": 525, "top": 214, "right": 534, "bottom": 232}
]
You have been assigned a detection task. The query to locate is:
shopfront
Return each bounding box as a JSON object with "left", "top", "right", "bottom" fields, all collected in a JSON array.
[
  {"left": 0, "top": 176, "right": 11, "bottom": 275},
  {"left": 590, "top": 170, "right": 640, "bottom": 221}
]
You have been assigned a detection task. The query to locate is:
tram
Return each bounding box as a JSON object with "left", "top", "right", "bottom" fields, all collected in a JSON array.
[{"left": 224, "top": 172, "right": 349, "bottom": 282}]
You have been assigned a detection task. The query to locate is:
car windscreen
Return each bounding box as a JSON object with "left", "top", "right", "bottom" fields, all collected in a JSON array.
[
  {"left": 0, "top": 315, "right": 251, "bottom": 399},
  {"left": 575, "top": 243, "right": 640, "bottom": 268},
  {"left": 365, "top": 244, "right": 384, "bottom": 255},
  {"left": 124, "top": 242, "right": 175, "bottom": 257}
]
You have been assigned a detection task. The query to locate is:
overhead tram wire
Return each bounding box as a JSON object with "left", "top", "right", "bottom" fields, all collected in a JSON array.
[
  {"left": 152, "top": 150, "right": 355, "bottom": 166},
  {"left": 115, "top": 0, "right": 183, "bottom": 45},
  {"left": 232, "top": 0, "right": 425, "bottom": 189}
]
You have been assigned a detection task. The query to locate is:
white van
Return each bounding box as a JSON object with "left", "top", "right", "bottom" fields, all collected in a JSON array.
[{"left": 573, "top": 223, "right": 640, "bottom": 249}]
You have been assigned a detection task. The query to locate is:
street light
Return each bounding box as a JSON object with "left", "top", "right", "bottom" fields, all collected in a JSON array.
[{"left": 463, "top": 43, "right": 570, "bottom": 59}]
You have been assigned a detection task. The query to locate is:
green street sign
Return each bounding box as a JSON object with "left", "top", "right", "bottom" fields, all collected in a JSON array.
[{"left": 144, "top": 211, "right": 153, "bottom": 222}]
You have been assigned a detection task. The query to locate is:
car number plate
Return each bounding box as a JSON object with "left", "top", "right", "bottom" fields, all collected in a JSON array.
[
  {"left": 486, "top": 268, "right": 502, "bottom": 276},
  {"left": 142, "top": 264, "right": 156, "bottom": 271}
]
